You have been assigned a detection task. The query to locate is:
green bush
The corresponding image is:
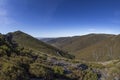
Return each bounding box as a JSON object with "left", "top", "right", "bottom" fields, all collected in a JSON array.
[
  {"left": 83, "top": 69, "right": 98, "bottom": 80},
  {"left": 53, "top": 66, "right": 64, "bottom": 75}
]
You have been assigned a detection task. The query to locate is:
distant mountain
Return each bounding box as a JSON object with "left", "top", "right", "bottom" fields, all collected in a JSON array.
[
  {"left": 46, "top": 34, "right": 120, "bottom": 61},
  {"left": 40, "top": 38, "right": 56, "bottom": 42},
  {"left": 9, "top": 31, "right": 74, "bottom": 59}
]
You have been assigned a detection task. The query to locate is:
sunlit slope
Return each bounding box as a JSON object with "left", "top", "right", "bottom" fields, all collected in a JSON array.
[
  {"left": 46, "top": 34, "right": 120, "bottom": 61},
  {"left": 11, "top": 31, "right": 74, "bottom": 59},
  {"left": 76, "top": 35, "right": 120, "bottom": 61}
]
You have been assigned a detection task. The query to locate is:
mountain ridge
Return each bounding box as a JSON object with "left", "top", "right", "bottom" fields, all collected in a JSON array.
[
  {"left": 43, "top": 33, "right": 120, "bottom": 61},
  {"left": 0, "top": 31, "right": 120, "bottom": 80},
  {"left": 8, "top": 30, "right": 74, "bottom": 59}
]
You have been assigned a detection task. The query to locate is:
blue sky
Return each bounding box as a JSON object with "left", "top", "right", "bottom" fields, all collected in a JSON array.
[{"left": 0, "top": 0, "right": 120, "bottom": 37}]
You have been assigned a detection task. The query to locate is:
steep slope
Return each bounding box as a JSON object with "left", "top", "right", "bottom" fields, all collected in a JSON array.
[{"left": 10, "top": 31, "right": 74, "bottom": 59}]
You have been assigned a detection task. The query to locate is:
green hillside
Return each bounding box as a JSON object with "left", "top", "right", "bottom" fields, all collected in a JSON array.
[
  {"left": 76, "top": 35, "right": 120, "bottom": 61},
  {"left": 46, "top": 34, "right": 120, "bottom": 61},
  {"left": 47, "top": 34, "right": 113, "bottom": 53},
  {"left": 0, "top": 32, "right": 120, "bottom": 80},
  {"left": 10, "top": 31, "right": 74, "bottom": 59}
]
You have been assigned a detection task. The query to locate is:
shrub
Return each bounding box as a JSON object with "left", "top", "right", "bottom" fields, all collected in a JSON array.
[
  {"left": 83, "top": 69, "right": 98, "bottom": 80},
  {"left": 0, "top": 61, "right": 29, "bottom": 80},
  {"left": 67, "top": 69, "right": 84, "bottom": 80},
  {"left": 53, "top": 66, "right": 64, "bottom": 75},
  {"left": 29, "top": 63, "right": 52, "bottom": 79}
]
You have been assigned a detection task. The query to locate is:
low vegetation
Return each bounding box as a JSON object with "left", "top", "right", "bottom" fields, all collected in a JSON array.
[{"left": 0, "top": 32, "right": 120, "bottom": 80}]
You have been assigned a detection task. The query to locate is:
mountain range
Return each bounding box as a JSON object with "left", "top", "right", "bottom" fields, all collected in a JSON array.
[
  {"left": 41, "top": 34, "right": 120, "bottom": 61},
  {"left": 0, "top": 31, "right": 120, "bottom": 80}
]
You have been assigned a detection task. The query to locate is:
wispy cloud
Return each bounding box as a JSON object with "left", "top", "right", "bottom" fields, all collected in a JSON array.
[
  {"left": 86, "top": 25, "right": 118, "bottom": 34},
  {"left": 0, "top": 0, "right": 15, "bottom": 26},
  {"left": 0, "top": 0, "right": 8, "bottom": 24},
  {"left": 0, "top": 0, "right": 6, "bottom": 5},
  {"left": 0, "top": 8, "right": 9, "bottom": 25},
  {"left": 0, "top": 0, "right": 20, "bottom": 34}
]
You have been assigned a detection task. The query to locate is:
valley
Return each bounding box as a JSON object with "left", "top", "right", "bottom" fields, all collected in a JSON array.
[
  {"left": 0, "top": 31, "right": 119, "bottom": 80},
  {"left": 42, "top": 34, "right": 120, "bottom": 61}
]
